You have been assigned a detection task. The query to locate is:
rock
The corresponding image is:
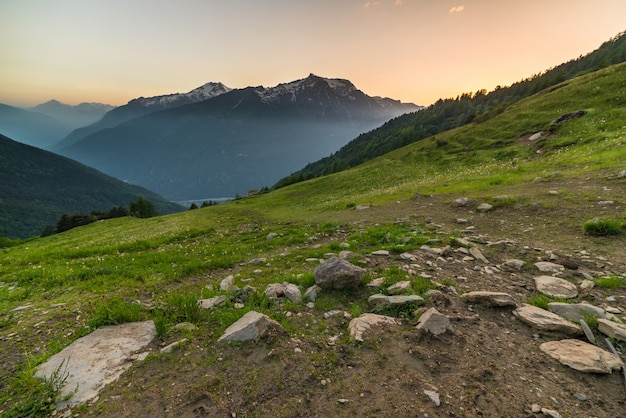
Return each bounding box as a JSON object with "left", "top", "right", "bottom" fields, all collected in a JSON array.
[
  {"left": 550, "top": 110, "right": 586, "bottom": 126},
  {"left": 534, "top": 262, "right": 565, "bottom": 273},
  {"left": 579, "top": 279, "right": 595, "bottom": 290},
  {"left": 416, "top": 307, "right": 452, "bottom": 336},
  {"left": 264, "top": 283, "right": 284, "bottom": 299},
  {"left": 534, "top": 276, "right": 578, "bottom": 299},
  {"left": 547, "top": 302, "right": 605, "bottom": 321},
  {"left": 338, "top": 250, "right": 355, "bottom": 260},
  {"left": 469, "top": 247, "right": 489, "bottom": 263},
  {"left": 387, "top": 280, "right": 412, "bottom": 295},
  {"left": 266, "top": 232, "right": 279, "bottom": 239},
  {"left": 531, "top": 404, "right": 542, "bottom": 413},
  {"left": 476, "top": 203, "right": 493, "bottom": 212},
  {"left": 366, "top": 277, "right": 385, "bottom": 288},
  {"left": 540, "top": 339, "right": 622, "bottom": 373},
  {"left": 198, "top": 295, "right": 227, "bottom": 309},
  {"left": 541, "top": 408, "right": 563, "bottom": 418},
  {"left": 36, "top": 321, "right": 156, "bottom": 407},
  {"left": 452, "top": 197, "right": 470, "bottom": 207},
  {"left": 598, "top": 319, "right": 626, "bottom": 342},
  {"left": 10, "top": 304, "right": 33, "bottom": 312},
  {"left": 314, "top": 257, "right": 366, "bottom": 290},
  {"left": 371, "top": 250, "right": 390, "bottom": 256},
  {"left": 460, "top": 291, "right": 517, "bottom": 307},
  {"left": 160, "top": 338, "right": 187, "bottom": 354},
  {"left": 304, "top": 285, "right": 322, "bottom": 302},
  {"left": 348, "top": 313, "right": 399, "bottom": 342},
  {"left": 248, "top": 257, "right": 267, "bottom": 265},
  {"left": 217, "top": 311, "right": 286, "bottom": 343},
  {"left": 400, "top": 252, "right": 417, "bottom": 261},
  {"left": 282, "top": 283, "right": 302, "bottom": 303},
  {"left": 368, "top": 294, "right": 424, "bottom": 307},
  {"left": 618, "top": 169, "right": 626, "bottom": 179},
  {"left": 513, "top": 304, "right": 582, "bottom": 335},
  {"left": 423, "top": 390, "right": 441, "bottom": 406},
  {"left": 529, "top": 132, "right": 542, "bottom": 141},
  {"left": 220, "top": 275, "right": 235, "bottom": 291},
  {"left": 502, "top": 259, "right": 526, "bottom": 271},
  {"left": 598, "top": 200, "right": 615, "bottom": 206}
]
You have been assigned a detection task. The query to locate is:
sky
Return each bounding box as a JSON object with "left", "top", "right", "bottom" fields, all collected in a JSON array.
[{"left": 2, "top": 0, "right": 626, "bottom": 108}]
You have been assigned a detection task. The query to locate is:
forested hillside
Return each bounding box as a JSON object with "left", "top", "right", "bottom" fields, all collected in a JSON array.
[
  {"left": 0, "top": 135, "right": 182, "bottom": 239},
  {"left": 275, "top": 30, "right": 626, "bottom": 188}
]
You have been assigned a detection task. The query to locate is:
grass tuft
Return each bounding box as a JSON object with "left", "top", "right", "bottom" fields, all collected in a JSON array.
[{"left": 582, "top": 218, "right": 622, "bottom": 236}]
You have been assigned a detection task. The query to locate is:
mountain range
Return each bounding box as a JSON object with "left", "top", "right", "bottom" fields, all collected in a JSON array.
[
  {"left": 30, "top": 100, "right": 114, "bottom": 130},
  {"left": 57, "top": 74, "right": 420, "bottom": 200},
  {"left": 0, "top": 134, "right": 182, "bottom": 239}
]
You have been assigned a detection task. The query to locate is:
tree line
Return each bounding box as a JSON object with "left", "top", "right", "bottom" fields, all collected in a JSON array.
[{"left": 42, "top": 197, "right": 158, "bottom": 236}]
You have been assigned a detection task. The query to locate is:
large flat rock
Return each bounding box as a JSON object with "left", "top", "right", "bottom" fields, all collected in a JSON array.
[
  {"left": 540, "top": 339, "right": 623, "bottom": 374},
  {"left": 534, "top": 276, "right": 578, "bottom": 299},
  {"left": 348, "top": 313, "right": 399, "bottom": 342},
  {"left": 598, "top": 319, "right": 626, "bottom": 342},
  {"left": 36, "top": 321, "right": 156, "bottom": 407},
  {"left": 217, "top": 311, "right": 286, "bottom": 343},
  {"left": 513, "top": 304, "right": 582, "bottom": 335}
]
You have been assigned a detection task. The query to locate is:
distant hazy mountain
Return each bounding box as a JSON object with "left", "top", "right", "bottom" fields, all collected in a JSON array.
[
  {"left": 0, "top": 103, "right": 72, "bottom": 149},
  {"left": 31, "top": 100, "right": 114, "bottom": 130},
  {"left": 58, "top": 74, "right": 421, "bottom": 200},
  {"left": 55, "top": 82, "right": 231, "bottom": 150},
  {"left": 0, "top": 134, "right": 182, "bottom": 239}
]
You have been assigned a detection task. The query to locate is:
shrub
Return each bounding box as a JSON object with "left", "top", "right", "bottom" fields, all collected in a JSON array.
[{"left": 582, "top": 218, "right": 622, "bottom": 236}]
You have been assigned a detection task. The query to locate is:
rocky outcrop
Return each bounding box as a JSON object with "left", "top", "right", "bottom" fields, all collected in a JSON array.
[{"left": 540, "top": 339, "right": 622, "bottom": 374}]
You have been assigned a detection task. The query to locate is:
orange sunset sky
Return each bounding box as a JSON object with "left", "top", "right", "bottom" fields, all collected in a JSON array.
[{"left": 1, "top": 0, "right": 625, "bottom": 108}]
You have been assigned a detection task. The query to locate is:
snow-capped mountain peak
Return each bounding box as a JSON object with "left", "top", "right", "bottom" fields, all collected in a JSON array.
[
  {"left": 255, "top": 74, "right": 359, "bottom": 104},
  {"left": 129, "top": 82, "right": 231, "bottom": 108}
]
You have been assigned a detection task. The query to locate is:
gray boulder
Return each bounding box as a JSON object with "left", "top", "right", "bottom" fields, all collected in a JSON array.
[
  {"left": 547, "top": 302, "right": 605, "bottom": 321},
  {"left": 534, "top": 276, "right": 578, "bottom": 299},
  {"left": 598, "top": 319, "right": 626, "bottom": 342},
  {"left": 314, "top": 257, "right": 366, "bottom": 290},
  {"left": 217, "top": 311, "right": 286, "bottom": 343},
  {"left": 348, "top": 313, "right": 399, "bottom": 342},
  {"left": 460, "top": 291, "right": 517, "bottom": 307},
  {"left": 368, "top": 294, "right": 424, "bottom": 307},
  {"left": 416, "top": 307, "right": 452, "bottom": 336}
]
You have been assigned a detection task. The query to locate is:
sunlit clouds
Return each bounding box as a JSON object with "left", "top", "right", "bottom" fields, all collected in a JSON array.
[{"left": 449, "top": 5, "right": 465, "bottom": 14}]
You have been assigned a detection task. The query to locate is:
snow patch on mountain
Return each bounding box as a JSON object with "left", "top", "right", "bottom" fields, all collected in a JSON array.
[{"left": 129, "top": 82, "right": 232, "bottom": 108}]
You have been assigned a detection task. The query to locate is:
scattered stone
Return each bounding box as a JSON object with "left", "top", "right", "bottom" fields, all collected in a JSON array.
[
  {"left": 618, "top": 169, "right": 626, "bottom": 179},
  {"left": 598, "top": 319, "right": 626, "bottom": 342},
  {"left": 548, "top": 190, "right": 559, "bottom": 195},
  {"left": 460, "top": 291, "right": 517, "bottom": 307},
  {"left": 573, "top": 393, "right": 587, "bottom": 401},
  {"left": 198, "top": 295, "right": 227, "bottom": 309},
  {"left": 387, "top": 280, "right": 411, "bottom": 295},
  {"left": 502, "top": 259, "right": 526, "bottom": 271},
  {"left": 304, "top": 285, "right": 322, "bottom": 302},
  {"left": 456, "top": 218, "right": 469, "bottom": 224},
  {"left": 400, "top": 252, "right": 417, "bottom": 261},
  {"left": 36, "top": 321, "right": 156, "bottom": 407},
  {"left": 282, "top": 283, "right": 302, "bottom": 303},
  {"left": 423, "top": 390, "right": 441, "bottom": 406},
  {"left": 513, "top": 305, "right": 582, "bottom": 336},
  {"left": 579, "top": 279, "right": 595, "bottom": 290},
  {"left": 534, "top": 276, "right": 578, "bottom": 299},
  {"left": 366, "top": 277, "right": 385, "bottom": 288},
  {"left": 452, "top": 197, "right": 470, "bottom": 207},
  {"left": 540, "top": 339, "right": 622, "bottom": 373},
  {"left": 314, "top": 257, "right": 366, "bottom": 290},
  {"left": 337, "top": 398, "right": 350, "bottom": 404},
  {"left": 217, "top": 311, "right": 286, "bottom": 343},
  {"left": 220, "top": 275, "right": 235, "bottom": 291},
  {"left": 348, "top": 313, "right": 399, "bottom": 342},
  {"left": 264, "top": 283, "right": 284, "bottom": 299},
  {"left": 531, "top": 404, "right": 542, "bottom": 413},
  {"left": 416, "top": 307, "right": 452, "bottom": 336},
  {"left": 541, "top": 408, "right": 563, "bottom": 418},
  {"left": 476, "top": 203, "right": 493, "bottom": 212},
  {"left": 160, "top": 338, "right": 187, "bottom": 354},
  {"left": 597, "top": 200, "right": 615, "bottom": 206},
  {"left": 356, "top": 205, "right": 370, "bottom": 210},
  {"left": 338, "top": 250, "right": 355, "bottom": 260},
  {"left": 547, "top": 302, "right": 605, "bottom": 321},
  {"left": 266, "top": 232, "right": 279, "bottom": 239},
  {"left": 248, "top": 257, "right": 267, "bottom": 265},
  {"left": 371, "top": 250, "right": 390, "bottom": 256},
  {"left": 534, "top": 262, "right": 565, "bottom": 273},
  {"left": 368, "top": 294, "right": 424, "bottom": 307},
  {"left": 10, "top": 304, "right": 33, "bottom": 312},
  {"left": 469, "top": 247, "right": 489, "bottom": 263},
  {"left": 529, "top": 132, "right": 542, "bottom": 141}
]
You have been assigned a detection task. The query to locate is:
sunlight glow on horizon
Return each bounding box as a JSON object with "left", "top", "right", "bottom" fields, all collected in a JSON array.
[{"left": 1, "top": 0, "right": 625, "bottom": 108}]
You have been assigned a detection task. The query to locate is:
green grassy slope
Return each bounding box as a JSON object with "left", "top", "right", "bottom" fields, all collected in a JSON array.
[{"left": 1, "top": 61, "right": 625, "bottom": 416}]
